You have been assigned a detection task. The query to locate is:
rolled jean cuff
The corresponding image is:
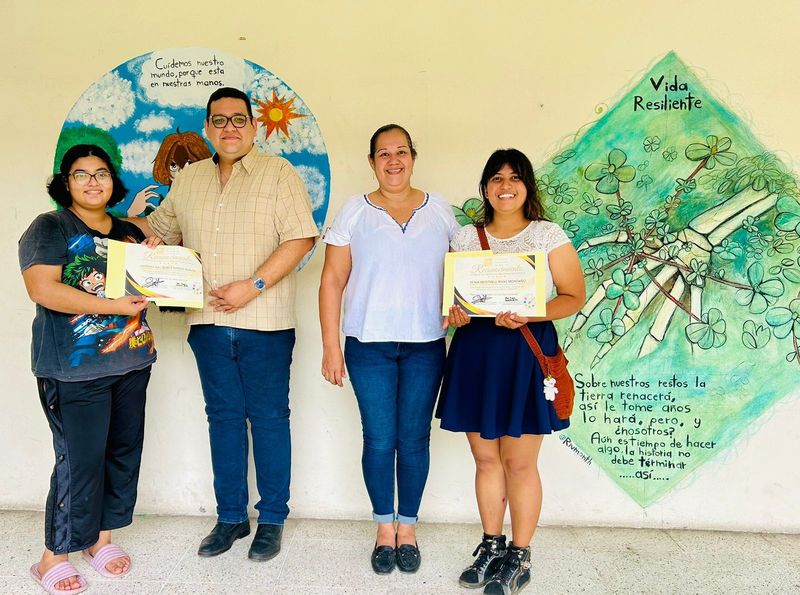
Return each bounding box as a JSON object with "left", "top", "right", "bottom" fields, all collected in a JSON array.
[
  {"left": 257, "top": 513, "right": 287, "bottom": 525},
  {"left": 372, "top": 511, "right": 395, "bottom": 524},
  {"left": 397, "top": 514, "right": 418, "bottom": 526},
  {"left": 218, "top": 515, "right": 249, "bottom": 524}
]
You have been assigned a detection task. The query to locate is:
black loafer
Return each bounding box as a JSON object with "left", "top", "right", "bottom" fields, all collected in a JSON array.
[
  {"left": 248, "top": 523, "right": 283, "bottom": 561},
  {"left": 396, "top": 543, "right": 421, "bottom": 573},
  {"left": 371, "top": 543, "right": 396, "bottom": 574},
  {"left": 198, "top": 521, "right": 251, "bottom": 557}
]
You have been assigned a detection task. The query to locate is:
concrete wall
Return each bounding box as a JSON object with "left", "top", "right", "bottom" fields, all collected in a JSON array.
[{"left": 2, "top": 0, "right": 798, "bottom": 532}]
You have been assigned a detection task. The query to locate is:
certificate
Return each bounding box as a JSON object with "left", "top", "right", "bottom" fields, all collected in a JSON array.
[
  {"left": 442, "top": 250, "right": 547, "bottom": 317},
  {"left": 105, "top": 240, "right": 204, "bottom": 308}
]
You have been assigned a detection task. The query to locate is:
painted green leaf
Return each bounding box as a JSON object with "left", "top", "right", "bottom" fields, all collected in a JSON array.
[
  {"left": 622, "top": 292, "right": 640, "bottom": 310},
  {"left": 608, "top": 148, "right": 627, "bottom": 168},
  {"left": 746, "top": 263, "right": 765, "bottom": 286},
  {"left": 616, "top": 165, "right": 636, "bottom": 183},
  {"left": 765, "top": 300, "right": 800, "bottom": 339},
  {"left": 552, "top": 149, "right": 576, "bottom": 165},
  {"left": 742, "top": 320, "right": 771, "bottom": 349},
  {"left": 596, "top": 174, "right": 620, "bottom": 194},
  {"left": 685, "top": 308, "right": 727, "bottom": 349},
  {"left": 760, "top": 279, "right": 785, "bottom": 297},
  {"left": 784, "top": 269, "right": 800, "bottom": 283}
]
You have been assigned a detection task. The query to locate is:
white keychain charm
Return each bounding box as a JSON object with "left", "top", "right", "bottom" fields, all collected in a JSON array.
[{"left": 543, "top": 375, "right": 558, "bottom": 401}]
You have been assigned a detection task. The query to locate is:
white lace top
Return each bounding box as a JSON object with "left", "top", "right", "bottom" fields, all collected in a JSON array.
[{"left": 451, "top": 221, "right": 572, "bottom": 301}]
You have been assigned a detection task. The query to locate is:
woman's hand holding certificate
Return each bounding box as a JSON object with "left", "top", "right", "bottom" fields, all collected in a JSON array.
[
  {"left": 105, "top": 239, "right": 203, "bottom": 308},
  {"left": 442, "top": 250, "right": 547, "bottom": 317}
]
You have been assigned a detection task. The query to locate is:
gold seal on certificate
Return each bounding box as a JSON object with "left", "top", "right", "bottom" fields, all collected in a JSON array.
[
  {"left": 105, "top": 240, "right": 204, "bottom": 308},
  {"left": 443, "top": 250, "right": 547, "bottom": 317}
]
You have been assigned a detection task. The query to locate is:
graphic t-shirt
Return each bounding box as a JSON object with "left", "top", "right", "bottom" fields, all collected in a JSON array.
[{"left": 18, "top": 209, "right": 156, "bottom": 381}]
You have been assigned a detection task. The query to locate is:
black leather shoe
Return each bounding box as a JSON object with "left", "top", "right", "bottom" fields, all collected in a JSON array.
[
  {"left": 197, "top": 521, "right": 251, "bottom": 557},
  {"left": 371, "top": 543, "right": 396, "bottom": 574},
  {"left": 248, "top": 523, "right": 283, "bottom": 561},
  {"left": 395, "top": 542, "right": 421, "bottom": 573}
]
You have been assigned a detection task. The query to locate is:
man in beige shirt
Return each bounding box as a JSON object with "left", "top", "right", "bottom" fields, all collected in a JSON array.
[{"left": 133, "top": 87, "right": 317, "bottom": 562}]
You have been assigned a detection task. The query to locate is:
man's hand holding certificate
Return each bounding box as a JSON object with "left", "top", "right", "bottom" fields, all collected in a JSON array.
[
  {"left": 443, "top": 250, "right": 547, "bottom": 317},
  {"left": 105, "top": 240, "right": 203, "bottom": 308}
]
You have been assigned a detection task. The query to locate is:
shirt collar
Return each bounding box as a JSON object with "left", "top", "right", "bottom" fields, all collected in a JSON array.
[{"left": 211, "top": 145, "right": 258, "bottom": 174}]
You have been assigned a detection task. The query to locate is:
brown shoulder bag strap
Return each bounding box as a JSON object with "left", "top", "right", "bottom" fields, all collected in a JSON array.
[{"left": 474, "top": 224, "right": 551, "bottom": 377}]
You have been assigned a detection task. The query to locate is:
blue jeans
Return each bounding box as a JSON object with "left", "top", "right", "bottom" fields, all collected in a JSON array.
[
  {"left": 187, "top": 324, "right": 295, "bottom": 525},
  {"left": 344, "top": 337, "right": 445, "bottom": 524}
]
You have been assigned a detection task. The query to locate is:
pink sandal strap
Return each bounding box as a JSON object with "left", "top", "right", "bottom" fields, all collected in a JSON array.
[
  {"left": 31, "top": 561, "right": 87, "bottom": 594},
  {"left": 84, "top": 543, "right": 130, "bottom": 577}
]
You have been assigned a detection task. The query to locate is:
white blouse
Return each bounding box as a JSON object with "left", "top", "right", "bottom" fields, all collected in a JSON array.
[
  {"left": 450, "top": 220, "right": 572, "bottom": 301},
  {"left": 323, "top": 193, "right": 459, "bottom": 342}
]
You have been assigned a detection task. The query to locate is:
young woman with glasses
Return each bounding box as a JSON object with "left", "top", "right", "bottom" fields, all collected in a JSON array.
[{"left": 20, "top": 144, "right": 156, "bottom": 594}]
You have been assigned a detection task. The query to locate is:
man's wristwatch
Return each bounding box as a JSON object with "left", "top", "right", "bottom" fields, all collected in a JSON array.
[{"left": 251, "top": 276, "right": 266, "bottom": 292}]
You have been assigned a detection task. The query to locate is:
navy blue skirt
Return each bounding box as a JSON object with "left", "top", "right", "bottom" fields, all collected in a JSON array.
[{"left": 436, "top": 318, "right": 570, "bottom": 439}]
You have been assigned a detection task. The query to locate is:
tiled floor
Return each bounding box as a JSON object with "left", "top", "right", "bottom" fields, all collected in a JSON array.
[{"left": 1, "top": 510, "right": 798, "bottom": 594}]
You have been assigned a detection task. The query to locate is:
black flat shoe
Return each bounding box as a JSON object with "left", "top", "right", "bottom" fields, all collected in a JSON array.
[
  {"left": 371, "top": 543, "right": 396, "bottom": 574},
  {"left": 197, "top": 521, "right": 251, "bottom": 557},
  {"left": 248, "top": 524, "right": 283, "bottom": 562},
  {"left": 396, "top": 542, "right": 421, "bottom": 573}
]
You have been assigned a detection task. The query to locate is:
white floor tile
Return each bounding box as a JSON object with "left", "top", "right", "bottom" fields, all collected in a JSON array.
[{"left": 1, "top": 510, "right": 796, "bottom": 594}]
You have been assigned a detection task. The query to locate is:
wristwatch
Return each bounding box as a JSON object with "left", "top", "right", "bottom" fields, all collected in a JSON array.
[{"left": 251, "top": 276, "right": 266, "bottom": 292}]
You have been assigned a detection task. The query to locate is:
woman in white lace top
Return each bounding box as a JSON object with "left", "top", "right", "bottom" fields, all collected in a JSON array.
[{"left": 436, "top": 148, "right": 585, "bottom": 594}]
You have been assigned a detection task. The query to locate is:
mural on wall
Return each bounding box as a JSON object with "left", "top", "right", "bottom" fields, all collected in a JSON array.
[
  {"left": 54, "top": 47, "right": 330, "bottom": 237},
  {"left": 455, "top": 52, "right": 800, "bottom": 506}
]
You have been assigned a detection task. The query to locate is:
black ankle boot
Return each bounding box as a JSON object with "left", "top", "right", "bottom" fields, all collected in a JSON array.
[
  {"left": 483, "top": 543, "right": 531, "bottom": 595},
  {"left": 458, "top": 533, "right": 507, "bottom": 588}
]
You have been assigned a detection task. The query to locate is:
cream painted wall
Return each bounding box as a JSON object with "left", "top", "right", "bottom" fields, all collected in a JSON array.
[{"left": 2, "top": 0, "right": 799, "bottom": 532}]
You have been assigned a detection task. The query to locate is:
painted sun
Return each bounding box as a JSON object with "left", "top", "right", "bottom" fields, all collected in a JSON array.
[{"left": 255, "top": 90, "right": 307, "bottom": 139}]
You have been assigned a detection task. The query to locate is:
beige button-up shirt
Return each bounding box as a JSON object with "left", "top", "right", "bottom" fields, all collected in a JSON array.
[{"left": 147, "top": 148, "right": 318, "bottom": 331}]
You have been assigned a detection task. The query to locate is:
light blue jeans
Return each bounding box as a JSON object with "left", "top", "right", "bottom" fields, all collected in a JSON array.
[{"left": 344, "top": 337, "right": 445, "bottom": 524}]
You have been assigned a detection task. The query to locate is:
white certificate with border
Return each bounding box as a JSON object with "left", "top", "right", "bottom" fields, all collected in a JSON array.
[
  {"left": 442, "top": 250, "right": 547, "bottom": 317},
  {"left": 106, "top": 240, "right": 203, "bottom": 308}
]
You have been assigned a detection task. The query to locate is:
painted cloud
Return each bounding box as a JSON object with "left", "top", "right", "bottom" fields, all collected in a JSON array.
[
  {"left": 67, "top": 71, "right": 135, "bottom": 130},
  {"left": 135, "top": 111, "right": 174, "bottom": 134},
  {"left": 295, "top": 165, "right": 327, "bottom": 210},
  {"left": 119, "top": 139, "right": 160, "bottom": 175}
]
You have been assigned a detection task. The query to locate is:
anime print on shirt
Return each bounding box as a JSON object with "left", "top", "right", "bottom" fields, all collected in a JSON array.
[
  {"left": 18, "top": 210, "right": 157, "bottom": 381},
  {"left": 63, "top": 233, "right": 154, "bottom": 367}
]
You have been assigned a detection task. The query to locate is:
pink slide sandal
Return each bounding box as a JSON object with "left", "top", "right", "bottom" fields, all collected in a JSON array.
[
  {"left": 81, "top": 543, "right": 131, "bottom": 578},
  {"left": 30, "top": 561, "right": 88, "bottom": 594}
]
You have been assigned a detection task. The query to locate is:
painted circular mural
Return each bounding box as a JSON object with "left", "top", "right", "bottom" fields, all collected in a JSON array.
[{"left": 54, "top": 47, "right": 330, "bottom": 241}]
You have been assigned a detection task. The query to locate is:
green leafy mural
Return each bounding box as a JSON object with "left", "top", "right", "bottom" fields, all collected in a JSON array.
[{"left": 455, "top": 52, "right": 800, "bottom": 506}]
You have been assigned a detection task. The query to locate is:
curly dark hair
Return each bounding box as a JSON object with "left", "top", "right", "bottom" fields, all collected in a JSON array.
[
  {"left": 479, "top": 148, "right": 546, "bottom": 224},
  {"left": 47, "top": 144, "right": 128, "bottom": 209}
]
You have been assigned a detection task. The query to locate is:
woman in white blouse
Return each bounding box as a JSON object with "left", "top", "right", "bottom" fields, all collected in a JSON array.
[{"left": 319, "top": 124, "right": 458, "bottom": 575}]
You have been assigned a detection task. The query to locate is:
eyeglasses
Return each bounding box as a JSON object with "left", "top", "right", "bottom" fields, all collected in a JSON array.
[
  {"left": 208, "top": 114, "right": 250, "bottom": 129},
  {"left": 69, "top": 170, "right": 112, "bottom": 185}
]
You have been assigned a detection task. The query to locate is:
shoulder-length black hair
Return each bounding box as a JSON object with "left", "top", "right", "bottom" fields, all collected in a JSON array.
[
  {"left": 479, "top": 148, "right": 546, "bottom": 224},
  {"left": 47, "top": 144, "right": 128, "bottom": 209}
]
